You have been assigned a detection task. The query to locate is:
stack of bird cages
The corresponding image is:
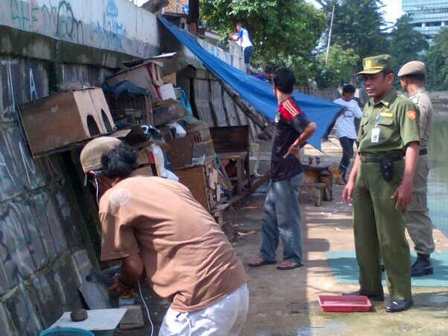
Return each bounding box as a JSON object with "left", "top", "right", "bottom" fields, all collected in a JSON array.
[{"left": 185, "top": 120, "right": 216, "bottom": 159}]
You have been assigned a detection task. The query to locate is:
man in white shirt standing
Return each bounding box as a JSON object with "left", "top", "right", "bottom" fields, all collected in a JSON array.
[
  {"left": 334, "top": 84, "right": 363, "bottom": 184},
  {"left": 230, "top": 23, "right": 254, "bottom": 74}
]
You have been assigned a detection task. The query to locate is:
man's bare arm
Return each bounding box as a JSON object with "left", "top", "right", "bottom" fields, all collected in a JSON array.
[
  {"left": 284, "top": 122, "right": 317, "bottom": 158},
  {"left": 342, "top": 152, "right": 361, "bottom": 203}
]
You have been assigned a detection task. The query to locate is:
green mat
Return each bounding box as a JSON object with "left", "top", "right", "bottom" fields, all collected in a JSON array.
[{"left": 326, "top": 251, "right": 448, "bottom": 287}]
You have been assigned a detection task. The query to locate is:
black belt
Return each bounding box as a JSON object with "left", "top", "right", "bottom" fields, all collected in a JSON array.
[
  {"left": 420, "top": 148, "right": 428, "bottom": 156},
  {"left": 360, "top": 154, "right": 403, "bottom": 163}
]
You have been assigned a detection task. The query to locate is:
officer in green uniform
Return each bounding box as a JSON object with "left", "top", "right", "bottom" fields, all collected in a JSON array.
[{"left": 342, "top": 55, "right": 420, "bottom": 313}]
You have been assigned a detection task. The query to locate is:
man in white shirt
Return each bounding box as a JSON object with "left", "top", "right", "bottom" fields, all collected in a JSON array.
[
  {"left": 334, "top": 84, "right": 363, "bottom": 184},
  {"left": 230, "top": 23, "right": 254, "bottom": 73}
]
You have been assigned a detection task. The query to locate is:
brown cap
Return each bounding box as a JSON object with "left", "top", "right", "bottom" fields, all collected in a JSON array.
[
  {"left": 398, "top": 61, "right": 426, "bottom": 77},
  {"left": 80, "top": 137, "right": 122, "bottom": 173},
  {"left": 357, "top": 54, "right": 393, "bottom": 75}
]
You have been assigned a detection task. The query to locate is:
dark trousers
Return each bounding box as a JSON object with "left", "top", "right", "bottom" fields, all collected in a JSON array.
[
  {"left": 244, "top": 46, "right": 254, "bottom": 65},
  {"left": 339, "top": 137, "right": 355, "bottom": 179}
]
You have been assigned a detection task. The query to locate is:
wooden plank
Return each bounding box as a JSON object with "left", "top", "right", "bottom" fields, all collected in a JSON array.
[
  {"left": 210, "top": 80, "right": 228, "bottom": 127},
  {"left": 250, "top": 171, "right": 270, "bottom": 193},
  {"left": 193, "top": 79, "right": 215, "bottom": 126},
  {"left": 222, "top": 91, "right": 240, "bottom": 126},
  {"left": 236, "top": 157, "right": 244, "bottom": 195},
  {"left": 218, "top": 152, "right": 247, "bottom": 160},
  {"left": 210, "top": 126, "right": 249, "bottom": 153},
  {"left": 166, "top": 136, "right": 194, "bottom": 169},
  {"left": 174, "top": 166, "right": 209, "bottom": 211}
]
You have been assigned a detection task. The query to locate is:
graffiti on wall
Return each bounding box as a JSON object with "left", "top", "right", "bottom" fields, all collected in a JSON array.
[
  {"left": 2, "top": 0, "right": 159, "bottom": 57},
  {"left": 0, "top": 56, "right": 92, "bottom": 335},
  {"left": 0, "top": 57, "right": 73, "bottom": 295},
  {"left": 91, "top": 0, "right": 126, "bottom": 51}
]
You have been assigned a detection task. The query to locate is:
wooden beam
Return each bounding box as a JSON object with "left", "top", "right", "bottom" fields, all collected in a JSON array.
[{"left": 250, "top": 171, "right": 271, "bottom": 193}]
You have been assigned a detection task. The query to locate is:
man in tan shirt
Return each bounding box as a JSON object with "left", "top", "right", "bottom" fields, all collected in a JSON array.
[
  {"left": 80, "top": 137, "right": 249, "bottom": 335},
  {"left": 399, "top": 61, "right": 435, "bottom": 277}
]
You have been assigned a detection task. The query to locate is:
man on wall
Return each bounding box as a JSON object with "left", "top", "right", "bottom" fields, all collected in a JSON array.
[{"left": 230, "top": 23, "right": 254, "bottom": 74}]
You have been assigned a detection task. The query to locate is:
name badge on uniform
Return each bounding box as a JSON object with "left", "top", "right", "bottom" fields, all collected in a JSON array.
[{"left": 371, "top": 127, "right": 380, "bottom": 143}]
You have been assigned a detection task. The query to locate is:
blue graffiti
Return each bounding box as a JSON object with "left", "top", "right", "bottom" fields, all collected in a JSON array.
[{"left": 91, "top": 0, "right": 126, "bottom": 51}]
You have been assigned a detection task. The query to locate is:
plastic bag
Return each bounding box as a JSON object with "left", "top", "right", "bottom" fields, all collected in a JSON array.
[{"left": 150, "top": 144, "right": 179, "bottom": 181}]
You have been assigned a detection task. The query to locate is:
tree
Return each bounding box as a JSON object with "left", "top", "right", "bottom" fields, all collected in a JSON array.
[
  {"left": 317, "top": 0, "right": 388, "bottom": 64},
  {"left": 200, "top": 0, "right": 326, "bottom": 85},
  {"left": 389, "top": 15, "right": 428, "bottom": 70},
  {"left": 315, "top": 44, "right": 359, "bottom": 88},
  {"left": 426, "top": 28, "right": 448, "bottom": 91}
]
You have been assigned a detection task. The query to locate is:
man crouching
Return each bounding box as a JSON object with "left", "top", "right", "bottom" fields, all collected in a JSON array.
[{"left": 80, "top": 137, "right": 249, "bottom": 335}]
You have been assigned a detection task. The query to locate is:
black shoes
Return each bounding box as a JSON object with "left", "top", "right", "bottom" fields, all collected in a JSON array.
[
  {"left": 342, "top": 291, "right": 384, "bottom": 301},
  {"left": 343, "top": 291, "right": 413, "bottom": 312},
  {"left": 385, "top": 299, "right": 413, "bottom": 313},
  {"left": 411, "top": 254, "right": 433, "bottom": 277}
]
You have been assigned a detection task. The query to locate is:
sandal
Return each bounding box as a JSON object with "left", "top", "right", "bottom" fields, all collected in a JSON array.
[
  {"left": 336, "top": 177, "right": 346, "bottom": 185},
  {"left": 276, "top": 261, "right": 303, "bottom": 270},
  {"left": 248, "top": 258, "right": 277, "bottom": 267}
]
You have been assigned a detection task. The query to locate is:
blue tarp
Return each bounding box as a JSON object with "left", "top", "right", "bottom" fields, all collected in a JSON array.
[{"left": 159, "top": 17, "right": 344, "bottom": 150}]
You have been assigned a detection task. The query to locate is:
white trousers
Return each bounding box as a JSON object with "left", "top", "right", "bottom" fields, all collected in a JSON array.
[{"left": 158, "top": 284, "right": 249, "bottom": 336}]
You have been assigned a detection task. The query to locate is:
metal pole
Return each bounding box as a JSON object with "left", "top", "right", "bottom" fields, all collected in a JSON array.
[{"left": 326, "top": 5, "right": 335, "bottom": 64}]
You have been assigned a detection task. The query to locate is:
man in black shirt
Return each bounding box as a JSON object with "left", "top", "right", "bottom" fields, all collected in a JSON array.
[{"left": 249, "top": 68, "right": 317, "bottom": 270}]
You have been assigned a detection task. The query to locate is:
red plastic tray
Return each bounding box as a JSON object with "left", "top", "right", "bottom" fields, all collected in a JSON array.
[{"left": 318, "top": 295, "right": 372, "bottom": 312}]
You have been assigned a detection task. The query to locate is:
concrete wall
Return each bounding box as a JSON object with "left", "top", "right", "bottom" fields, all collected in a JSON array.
[
  {"left": 0, "top": 2, "right": 163, "bottom": 335},
  {"left": 0, "top": 0, "right": 159, "bottom": 57},
  {"left": 0, "top": 54, "right": 106, "bottom": 336}
]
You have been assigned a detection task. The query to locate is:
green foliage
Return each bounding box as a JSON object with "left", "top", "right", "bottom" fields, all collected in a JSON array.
[
  {"left": 317, "top": 0, "right": 388, "bottom": 63},
  {"left": 315, "top": 44, "right": 359, "bottom": 88},
  {"left": 426, "top": 28, "right": 448, "bottom": 91},
  {"left": 200, "top": 0, "right": 326, "bottom": 85},
  {"left": 389, "top": 15, "right": 428, "bottom": 70}
]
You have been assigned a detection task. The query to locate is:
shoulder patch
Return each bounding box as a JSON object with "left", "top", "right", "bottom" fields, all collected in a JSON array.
[{"left": 407, "top": 110, "right": 417, "bottom": 120}]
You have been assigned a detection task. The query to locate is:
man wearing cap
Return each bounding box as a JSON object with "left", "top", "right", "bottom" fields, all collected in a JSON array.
[
  {"left": 80, "top": 137, "right": 249, "bottom": 335},
  {"left": 399, "top": 61, "right": 435, "bottom": 277},
  {"left": 342, "top": 54, "right": 420, "bottom": 312}
]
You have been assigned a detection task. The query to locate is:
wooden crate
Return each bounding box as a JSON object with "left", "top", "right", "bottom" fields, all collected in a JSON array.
[
  {"left": 210, "top": 126, "right": 250, "bottom": 153},
  {"left": 185, "top": 121, "right": 216, "bottom": 158},
  {"left": 106, "top": 94, "right": 153, "bottom": 125},
  {"left": 210, "top": 126, "right": 250, "bottom": 195},
  {"left": 174, "top": 159, "right": 220, "bottom": 212},
  {"left": 19, "top": 88, "right": 114, "bottom": 157},
  {"left": 166, "top": 135, "right": 194, "bottom": 169}
]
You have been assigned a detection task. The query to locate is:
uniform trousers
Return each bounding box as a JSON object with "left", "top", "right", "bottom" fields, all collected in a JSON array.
[
  {"left": 406, "top": 154, "right": 435, "bottom": 255},
  {"left": 353, "top": 159, "right": 412, "bottom": 300}
]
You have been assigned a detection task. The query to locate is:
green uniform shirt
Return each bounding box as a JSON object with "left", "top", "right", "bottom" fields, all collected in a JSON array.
[{"left": 358, "top": 89, "right": 420, "bottom": 154}]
